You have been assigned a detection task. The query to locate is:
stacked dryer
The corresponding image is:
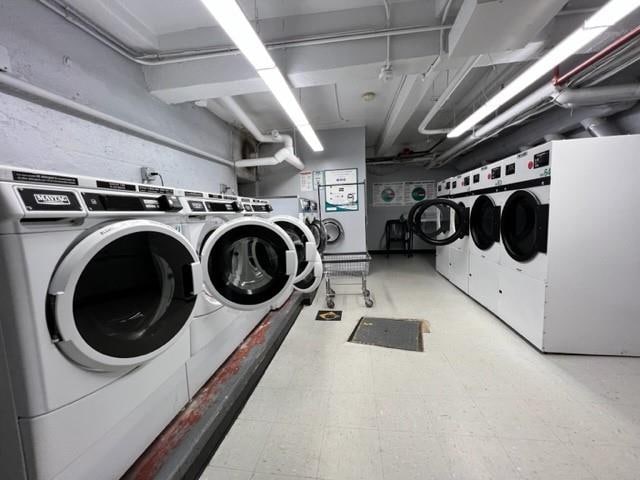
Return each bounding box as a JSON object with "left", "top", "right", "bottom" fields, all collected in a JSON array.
[{"left": 0, "top": 166, "right": 199, "bottom": 480}]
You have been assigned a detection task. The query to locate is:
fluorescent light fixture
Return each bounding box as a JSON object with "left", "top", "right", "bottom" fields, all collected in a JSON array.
[
  {"left": 258, "top": 68, "right": 309, "bottom": 126},
  {"left": 297, "top": 124, "right": 324, "bottom": 153},
  {"left": 200, "top": 0, "right": 324, "bottom": 152},
  {"left": 447, "top": 0, "right": 640, "bottom": 138},
  {"left": 201, "top": 0, "right": 274, "bottom": 70}
]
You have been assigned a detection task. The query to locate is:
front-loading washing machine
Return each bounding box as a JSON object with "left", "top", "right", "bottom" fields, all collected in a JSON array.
[
  {"left": 434, "top": 178, "right": 452, "bottom": 278},
  {"left": 0, "top": 166, "right": 201, "bottom": 480},
  {"left": 496, "top": 148, "right": 551, "bottom": 348},
  {"left": 179, "top": 193, "right": 298, "bottom": 396},
  {"left": 409, "top": 181, "right": 469, "bottom": 269},
  {"left": 446, "top": 174, "right": 472, "bottom": 293},
  {"left": 467, "top": 160, "right": 505, "bottom": 313}
]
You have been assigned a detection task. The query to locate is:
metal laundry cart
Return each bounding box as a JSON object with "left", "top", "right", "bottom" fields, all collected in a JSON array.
[{"left": 322, "top": 252, "right": 373, "bottom": 308}]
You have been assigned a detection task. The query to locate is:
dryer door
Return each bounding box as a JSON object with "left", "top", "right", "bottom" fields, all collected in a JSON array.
[
  {"left": 409, "top": 199, "right": 468, "bottom": 246},
  {"left": 470, "top": 195, "right": 501, "bottom": 251},
  {"left": 271, "top": 215, "right": 317, "bottom": 282},
  {"left": 500, "top": 190, "right": 549, "bottom": 262},
  {"left": 200, "top": 217, "right": 298, "bottom": 311},
  {"left": 48, "top": 219, "right": 202, "bottom": 371}
]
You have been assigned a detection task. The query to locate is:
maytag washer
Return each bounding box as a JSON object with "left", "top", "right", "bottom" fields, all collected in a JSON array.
[{"left": 0, "top": 166, "right": 200, "bottom": 480}]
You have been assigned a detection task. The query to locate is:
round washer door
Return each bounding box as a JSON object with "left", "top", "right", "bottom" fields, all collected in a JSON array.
[
  {"left": 307, "top": 218, "right": 328, "bottom": 253},
  {"left": 48, "top": 219, "right": 202, "bottom": 371},
  {"left": 293, "top": 251, "right": 324, "bottom": 293},
  {"left": 271, "top": 215, "right": 317, "bottom": 282},
  {"left": 200, "top": 217, "right": 298, "bottom": 311},
  {"left": 409, "top": 199, "right": 468, "bottom": 246},
  {"left": 500, "top": 190, "right": 549, "bottom": 262},
  {"left": 470, "top": 195, "right": 501, "bottom": 251},
  {"left": 323, "top": 218, "right": 344, "bottom": 244}
]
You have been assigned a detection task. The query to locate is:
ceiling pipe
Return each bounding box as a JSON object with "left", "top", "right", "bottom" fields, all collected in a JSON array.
[
  {"left": 218, "top": 97, "right": 305, "bottom": 171},
  {"left": 581, "top": 117, "right": 622, "bottom": 137},
  {"left": 433, "top": 82, "right": 640, "bottom": 167},
  {"left": 553, "top": 84, "right": 640, "bottom": 108},
  {"left": 38, "top": 0, "right": 451, "bottom": 66},
  {"left": 452, "top": 102, "right": 631, "bottom": 172},
  {"left": 543, "top": 133, "right": 565, "bottom": 141},
  {"left": 0, "top": 71, "right": 234, "bottom": 167},
  {"left": 418, "top": 56, "right": 481, "bottom": 136}
]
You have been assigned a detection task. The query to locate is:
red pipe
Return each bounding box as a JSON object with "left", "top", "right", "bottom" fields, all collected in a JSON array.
[{"left": 554, "top": 24, "right": 640, "bottom": 86}]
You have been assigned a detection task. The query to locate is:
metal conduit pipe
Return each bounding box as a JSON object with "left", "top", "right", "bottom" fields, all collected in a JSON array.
[
  {"left": 219, "top": 97, "right": 305, "bottom": 171},
  {"left": 0, "top": 71, "right": 234, "bottom": 167},
  {"left": 553, "top": 84, "right": 640, "bottom": 108},
  {"left": 39, "top": 0, "right": 451, "bottom": 66},
  {"left": 418, "top": 56, "right": 481, "bottom": 136},
  {"left": 581, "top": 117, "right": 622, "bottom": 137},
  {"left": 434, "top": 82, "right": 640, "bottom": 167}
]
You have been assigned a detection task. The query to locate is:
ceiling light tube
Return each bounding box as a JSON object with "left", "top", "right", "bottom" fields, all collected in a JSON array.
[
  {"left": 447, "top": 0, "right": 640, "bottom": 138},
  {"left": 297, "top": 124, "right": 324, "bottom": 153},
  {"left": 200, "top": 0, "right": 324, "bottom": 152},
  {"left": 201, "top": 0, "right": 274, "bottom": 70},
  {"left": 258, "top": 68, "right": 310, "bottom": 126}
]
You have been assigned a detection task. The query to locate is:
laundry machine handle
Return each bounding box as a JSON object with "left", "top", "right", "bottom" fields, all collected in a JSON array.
[{"left": 186, "top": 262, "right": 203, "bottom": 296}]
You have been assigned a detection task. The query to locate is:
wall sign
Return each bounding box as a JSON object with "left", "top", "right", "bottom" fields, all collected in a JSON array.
[
  {"left": 372, "top": 182, "right": 405, "bottom": 206},
  {"left": 371, "top": 180, "right": 436, "bottom": 206},
  {"left": 324, "top": 168, "right": 358, "bottom": 212},
  {"left": 299, "top": 171, "right": 313, "bottom": 192},
  {"left": 404, "top": 181, "right": 436, "bottom": 204}
]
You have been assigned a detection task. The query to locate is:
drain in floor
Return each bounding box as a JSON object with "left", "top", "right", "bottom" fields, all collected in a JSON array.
[
  {"left": 348, "top": 317, "right": 425, "bottom": 351},
  {"left": 316, "top": 310, "right": 343, "bottom": 321}
]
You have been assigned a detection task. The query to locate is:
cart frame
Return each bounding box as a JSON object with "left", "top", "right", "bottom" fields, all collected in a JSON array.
[{"left": 322, "top": 252, "right": 373, "bottom": 308}]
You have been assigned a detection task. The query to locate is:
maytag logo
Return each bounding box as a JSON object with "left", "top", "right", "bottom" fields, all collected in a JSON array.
[{"left": 34, "top": 194, "right": 71, "bottom": 206}]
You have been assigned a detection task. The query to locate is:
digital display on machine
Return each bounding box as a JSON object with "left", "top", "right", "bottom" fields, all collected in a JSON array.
[
  {"left": 188, "top": 201, "right": 206, "bottom": 212},
  {"left": 185, "top": 191, "right": 204, "bottom": 198},
  {"left": 463, "top": 177, "right": 470, "bottom": 186},
  {"left": 438, "top": 185, "right": 442, "bottom": 192},
  {"left": 505, "top": 163, "right": 516, "bottom": 175},
  {"left": 445, "top": 182, "right": 450, "bottom": 189},
  {"left": 206, "top": 201, "right": 234, "bottom": 212},
  {"left": 473, "top": 174, "right": 480, "bottom": 183},
  {"left": 96, "top": 180, "right": 136, "bottom": 191},
  {"left": 534, "top": 150, "right": 550, "bottom": 168},
  {"left": 452, "top": 181, "right": 457, "bottom": 188},
  {"left": 491, "top": 166, "right": 501, "bottom": 179}
]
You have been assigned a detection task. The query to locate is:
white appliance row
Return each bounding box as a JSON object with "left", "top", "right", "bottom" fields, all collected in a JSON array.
[
  {"left": 0, "top": 165, "right": 323, "bottom": 480},
  {"left": 414, "top": 135, "right": 640, "bottom": 356}
]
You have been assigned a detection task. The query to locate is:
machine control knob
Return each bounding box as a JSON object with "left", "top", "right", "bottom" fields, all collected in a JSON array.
[{"left": 158, "top": 195, "right": 183, "bottom": 212}]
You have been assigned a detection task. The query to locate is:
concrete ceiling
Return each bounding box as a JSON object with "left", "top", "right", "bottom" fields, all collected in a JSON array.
[{"left": 62, "top": 0, "right": 629, "bottom": 158}]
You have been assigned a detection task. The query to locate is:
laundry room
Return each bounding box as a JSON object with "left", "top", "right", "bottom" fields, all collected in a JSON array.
[{"left": 1, "top": 1, "right": 640, "bottom": 480}]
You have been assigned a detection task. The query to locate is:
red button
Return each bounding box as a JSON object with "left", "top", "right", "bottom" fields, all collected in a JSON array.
[
  {"left": 528, "top": 161, "right": 534, "bottom": 169},
  {"left": 487, "top": 173, "right": 491, "bottom": 179}
]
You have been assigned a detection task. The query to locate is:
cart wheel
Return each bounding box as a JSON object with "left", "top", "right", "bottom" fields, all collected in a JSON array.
[
  {"left": 364, "top": 289, "right": 371, "bottom": 296},
  {"left": 327, "top": 299, "right": 335, "bottom": 309},
  {"left": 365, "top": 298, "right": 374, "bottom": 308},
  {"left": 328, "top": 289, "right": 336, "bottom": 296}
]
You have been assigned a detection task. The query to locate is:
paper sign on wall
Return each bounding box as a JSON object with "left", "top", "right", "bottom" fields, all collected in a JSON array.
[
  {"left": 372, "top": 182, "right": 405, "bottom": 206},
  {"left": 324, "top": 168, "right": 358, "bottom": 212},
  {"left": 299, "top": 171, "right": 313, "bottom": 192}
]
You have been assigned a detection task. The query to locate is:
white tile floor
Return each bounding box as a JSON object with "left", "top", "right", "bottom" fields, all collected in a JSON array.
[{"left": 201, "top": 254, "right": 640, "bottom": 480}]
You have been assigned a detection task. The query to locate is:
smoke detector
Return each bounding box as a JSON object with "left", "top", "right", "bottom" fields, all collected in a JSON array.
[
  {"left": 378, "top": 65, "right": 394, "bottom": 82},
  {"left": 361, "top": 92, "right": 376, "bottom": 102}
]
